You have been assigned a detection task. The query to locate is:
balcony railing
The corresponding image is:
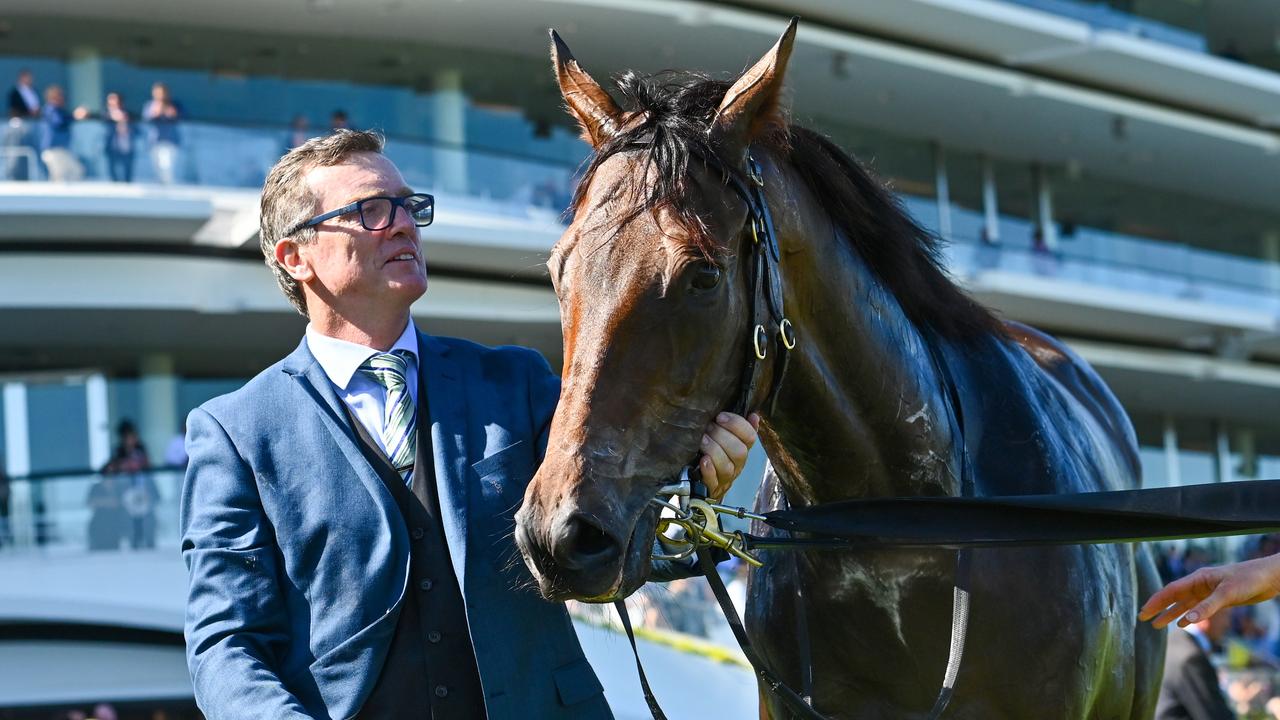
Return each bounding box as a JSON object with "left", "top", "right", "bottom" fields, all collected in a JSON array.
[
  {"left": 0, "top": 467, "right": 183, "bottom": 555},
  {"left": 900, "top": 195, "right": 1280, "bottom": 315},
  {"left": 4, "top": 117, "right": 1279, "bottom": 316},
  {"left": 1003, "top": 0, "right": 1208, "bottom": 53},
  {"left": 1, "top": 117, "right": 580, "bottom": 212}
]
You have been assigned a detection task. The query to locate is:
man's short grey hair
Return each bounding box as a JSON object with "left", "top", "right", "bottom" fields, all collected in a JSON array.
[{"left": 259, "top": 129, "right": 385, "bottom": 317}]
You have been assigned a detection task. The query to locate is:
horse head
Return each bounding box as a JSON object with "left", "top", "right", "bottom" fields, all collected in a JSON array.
[{"left": 514, "top": 22, "right": 798, "bottom": 602}]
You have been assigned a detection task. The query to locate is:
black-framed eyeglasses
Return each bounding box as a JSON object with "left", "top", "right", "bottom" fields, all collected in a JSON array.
[{"left": 287, "top": 193, "right": 434, "bottom": 235}]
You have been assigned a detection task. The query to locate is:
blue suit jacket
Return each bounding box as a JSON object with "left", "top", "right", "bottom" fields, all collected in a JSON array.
[{"left": 180, "top": 332, "right": 613, "bottom": 720}]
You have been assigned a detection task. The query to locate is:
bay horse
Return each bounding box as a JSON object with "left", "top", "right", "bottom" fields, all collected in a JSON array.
[{"left": 514, "top": 20, "right": 1165, "bottom": 719}]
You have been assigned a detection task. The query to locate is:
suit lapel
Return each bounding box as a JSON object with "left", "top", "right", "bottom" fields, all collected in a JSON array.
[
  {"left": 281, "top": 339, "right": 400, "bottom": 526},
  {"left": 418, "top": 332, "right": 471, "bottom": 592}
]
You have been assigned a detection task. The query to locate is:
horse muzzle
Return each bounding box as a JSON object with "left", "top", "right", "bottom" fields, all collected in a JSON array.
[{"left": 515, "top": 496, "right": 657, "bottom": 602}]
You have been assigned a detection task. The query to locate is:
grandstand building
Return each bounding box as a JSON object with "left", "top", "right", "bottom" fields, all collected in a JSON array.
[{"left": 2, "top": 0, "right": 1279, "bottom": 716}]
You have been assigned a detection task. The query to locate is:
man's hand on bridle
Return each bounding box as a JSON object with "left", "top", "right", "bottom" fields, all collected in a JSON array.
[{"left": 698, "top": 412, "right": 761, "bottom": 501}]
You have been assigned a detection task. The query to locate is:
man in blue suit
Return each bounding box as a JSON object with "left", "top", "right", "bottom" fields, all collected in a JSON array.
[{"left": 180, "top": 129, "right": 758, "bottom": 720}]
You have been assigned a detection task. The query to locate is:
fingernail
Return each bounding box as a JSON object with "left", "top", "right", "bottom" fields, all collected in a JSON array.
[
  {"left": 702, "top": 435, "right": 710, "bottom": 446},
  {"left": 1186, "top": 611, "right": 1199, "bottom": 623},
  {"left": 717, "top": 412, "right": 729, "bottom": 422}
]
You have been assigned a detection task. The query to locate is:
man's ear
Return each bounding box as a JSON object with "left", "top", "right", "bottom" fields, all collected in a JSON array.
[{"left": 275, "top": 238, "right": 313, "bottom": 283}]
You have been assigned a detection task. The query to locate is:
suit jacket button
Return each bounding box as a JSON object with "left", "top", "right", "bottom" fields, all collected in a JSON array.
[
  {"left": 411, "top": 527, "right": 425, "bottom": 540},
  {"left": 419, "top": 579, "right": 434, "bottom": 591},
  {"left": 428, "top": 630, "right": 442, "bottom": 643},
  {"left": 434, "top": 685, "right": 449, "bottom": 698}
]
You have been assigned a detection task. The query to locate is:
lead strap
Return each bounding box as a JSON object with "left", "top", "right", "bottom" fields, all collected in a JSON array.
[{"left": 614, "top": 600, "right": 670, "bottom": 720}]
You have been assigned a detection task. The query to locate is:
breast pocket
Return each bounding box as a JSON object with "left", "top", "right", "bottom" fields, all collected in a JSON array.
[
  {"left": 472, "top": 438, "right": 536, "bottom": 505},
  {"left": 471, "top": 439, "right": 537, "bottom": 571}
]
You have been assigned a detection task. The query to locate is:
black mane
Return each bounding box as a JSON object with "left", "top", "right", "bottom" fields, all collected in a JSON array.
[{"left": 572, "top": 70, "right": 1002, "bottom": 341}]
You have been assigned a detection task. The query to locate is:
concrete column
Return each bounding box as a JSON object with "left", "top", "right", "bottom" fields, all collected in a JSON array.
[
  {"left": 1213, "top": 421, "right": 1232, "bottom": 484},
  {"left": 139, "top": 354, "right": 178, "bottom": 468},
  {"left": 932, "top": 143, "right": 951, "bottom": 241},
  {"left": 1262, "top": 230, "right": 1280, "bottom": 292},
  {"left": 67, "top": 46, "right": 104, "bottom": 112},
  {"left": 86, "top": 373, "right": 110, "bottom": 470},
  {"left": 431, "top": 69, "right": 469, "bottom": 196},
  {"left": 1162, "top": 415, "right": 1180, "bottom": 487},
  {"left": 3, "top": 383, "right": 29, "bottom": 478},
  {"left": 3, "top": 383, "right": 32, "bottom": 547},
  {"left": 1032, "top": 164, "right": 1058, "bottom": 251},
  {"left": 981, "top": 155, "right": 999, "bottom": 244}
]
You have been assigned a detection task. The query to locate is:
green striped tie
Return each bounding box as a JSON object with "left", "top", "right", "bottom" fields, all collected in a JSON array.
[{"left": 360, "top": 350, "right": 416, "bottom": 485}]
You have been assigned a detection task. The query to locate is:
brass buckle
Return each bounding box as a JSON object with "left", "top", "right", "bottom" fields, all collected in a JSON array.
[
  {"left": 652, "top": 498, "right": 764, "bottom": 567},
  {"left": 779, "top": 318, "right": 796, "bottom": 350},
  {"left": 753, "top": 324, "right": 768, "bottom": 360}
]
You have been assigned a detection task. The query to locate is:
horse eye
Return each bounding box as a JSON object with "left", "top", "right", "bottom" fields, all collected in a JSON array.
[{"left": 690, "top": 262, "right": 722, "bottom": 291}]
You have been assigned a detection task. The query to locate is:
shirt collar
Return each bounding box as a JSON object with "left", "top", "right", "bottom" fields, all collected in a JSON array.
[{"left": 305, "top": 319, "right": 419, "bottom": 391}]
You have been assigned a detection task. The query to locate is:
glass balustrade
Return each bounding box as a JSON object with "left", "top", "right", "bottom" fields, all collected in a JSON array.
[
  {"left": 1, "top": 117, "right": 580, "bottom": 210},
  {"left": 899, "top": 194, "right": 1280, "bottom": 315},
  {"left": 3, "top": 117, "right": 1279, "bottom": 314},
  {"left": 0, "top": 468, "right": 184, "bottom": 555},
  {"left": 1001, "top": 0, "right": 1208, "bottom": 53}
]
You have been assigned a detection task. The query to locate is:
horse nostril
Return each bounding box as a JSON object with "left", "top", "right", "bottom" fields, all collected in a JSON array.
[{"left": 554, "top": 513, "right": 621, "bottom": 571}]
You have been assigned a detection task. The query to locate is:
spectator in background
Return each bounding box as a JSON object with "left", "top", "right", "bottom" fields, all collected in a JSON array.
[
  {"left": 7, "top": 68, "right": 39, "bottom": 119},
  {"left": 1156, "top": 608, "right": 1235, "bottom": 720},
  {"left": 143, "top": 82, "right": 182, "bottom": 184},
  {"left": 87, "top": 472, "right": 126, "bottom": 551},
  {"left": 164, "top": 420, "right": 188, "bottom": 468},
  {"left": 284, "top": 114, "right": 312, "bottom": 153},
  {"left": 105, "top": 419, "right": 158, "bottom": 550},
  {"left": 329, "top": 108, "right": 349, "bottom": 133},
  {"left": 39, "top": 84, "right": 86, "bottom": 182},
  {"left": 102, "top": 92, "right": 137, "bottom": 183},
  {"left": 5, "top": 68, "right": 40, "bottom": 180}
]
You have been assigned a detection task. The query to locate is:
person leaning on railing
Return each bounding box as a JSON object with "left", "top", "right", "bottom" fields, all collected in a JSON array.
[
  {"left": 38, "top": 84, "right": 87, "bottom": 182},
  {"left": 1141, "top": 553, "right": 1280, "bottom": 629}
]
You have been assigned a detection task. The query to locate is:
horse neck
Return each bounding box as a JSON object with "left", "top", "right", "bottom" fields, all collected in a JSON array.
[{"left": 758, "top": 169, "right": 963, "bottom": 506}]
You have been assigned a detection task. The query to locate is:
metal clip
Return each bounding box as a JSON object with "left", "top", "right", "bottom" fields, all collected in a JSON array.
[
  {"left": 650, "top": 468, "right": 764, "bottom": 566},
  {"left": 753, "top": 324, "right": 768, "bottom": 360},
  {"left": 779, "top": 318, "right": 796, "bottom": 350}
]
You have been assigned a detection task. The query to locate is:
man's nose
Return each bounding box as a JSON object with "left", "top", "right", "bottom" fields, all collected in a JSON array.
[{"left": 387, "top": 201, "right": 420, "bottom": 236}]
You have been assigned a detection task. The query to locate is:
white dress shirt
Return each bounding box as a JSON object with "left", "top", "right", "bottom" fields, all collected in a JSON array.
[{"left": 305, "top": 320, "right": 420, "bottom": 455}]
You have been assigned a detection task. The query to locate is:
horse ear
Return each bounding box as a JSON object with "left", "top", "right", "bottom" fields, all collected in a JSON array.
[
  {"left": 710, "top": 17, "right": 798, "bottom": 154},
  {"left": 550, "top": 29, "right": 623, "bottom": 149}
]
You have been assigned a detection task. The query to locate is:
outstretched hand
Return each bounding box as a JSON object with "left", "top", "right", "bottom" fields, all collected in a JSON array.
[
  {"left": 698, "top": 412, "right": 761, "bottom": 501},
  {"left": 1139, "top": 553, "right": 1280, "bottom": 629}
]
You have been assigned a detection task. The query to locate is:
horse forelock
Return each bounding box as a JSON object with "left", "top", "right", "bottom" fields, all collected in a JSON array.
[{"left": 570, "top": 71, "right": 745, "bottom": 256}]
